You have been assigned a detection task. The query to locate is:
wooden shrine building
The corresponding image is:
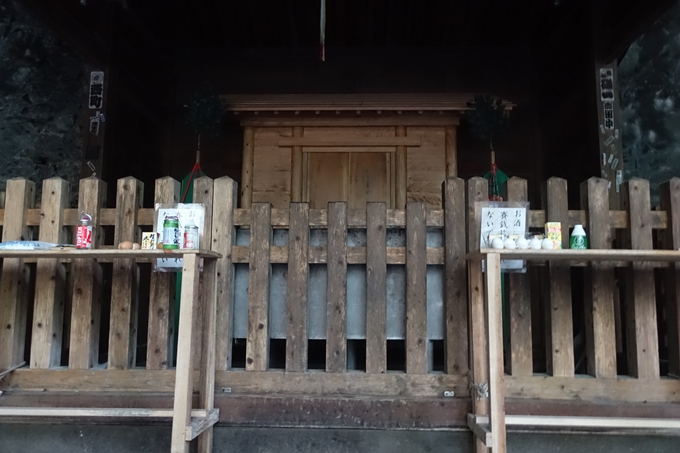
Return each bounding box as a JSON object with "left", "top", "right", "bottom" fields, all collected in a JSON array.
[{"left": 2, "top": 1, "right": 680, "bottom": 453}]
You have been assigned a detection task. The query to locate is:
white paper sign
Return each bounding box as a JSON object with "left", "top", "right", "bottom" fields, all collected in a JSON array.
[{"left": 479, "top": 203, "right": 528, "bottom": 271}]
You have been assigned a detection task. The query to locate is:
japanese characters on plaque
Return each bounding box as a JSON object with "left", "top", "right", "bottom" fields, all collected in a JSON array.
[
  {"left": 88, "top": 71, "right": 105, "bottom": 109},
  {"left": 479, "top": 203, "right": 528, "bottom": 271},
  {"left": 598, "top": 65, "right": 622, "bottom": 193}
]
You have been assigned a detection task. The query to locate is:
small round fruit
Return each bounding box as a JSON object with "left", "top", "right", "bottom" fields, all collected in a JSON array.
[{"left": 118, "top": 241, "right": 133, "bottom": 250}]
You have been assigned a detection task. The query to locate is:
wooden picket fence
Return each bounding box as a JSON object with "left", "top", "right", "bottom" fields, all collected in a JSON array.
[{"left": 1, "top": 174, "right": 680, "bottom": 423}]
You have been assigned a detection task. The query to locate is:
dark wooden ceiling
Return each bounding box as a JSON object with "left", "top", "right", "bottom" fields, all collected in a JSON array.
[{"left": 19, "top": 0, "right": 678, "bottom": 62}]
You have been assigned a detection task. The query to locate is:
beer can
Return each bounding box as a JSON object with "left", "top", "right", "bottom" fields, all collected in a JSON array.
[
  {"left": 183, "top": 221, "right": 199, "bottom": 249},
  {"left": 76, "top": 213, "right": 93, "bottom": 249},
  {"left": 162, "top": 216, "right": 180, "bottom": 250}
]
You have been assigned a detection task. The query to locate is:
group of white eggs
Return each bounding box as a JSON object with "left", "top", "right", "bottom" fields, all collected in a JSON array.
[{"left": 491, "top": 236, "right": 556, "bottom": 250}]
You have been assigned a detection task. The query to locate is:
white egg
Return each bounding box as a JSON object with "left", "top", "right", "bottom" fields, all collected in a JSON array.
[
  {"left": 491, "top": 238, "right": 505, "bottom": 249},
  {"left": 516, "top": 237, "right": 529, "bottom": 249},
  {"left": 529, "top": 237, "right": 542, "bottom": 250},
  {"left": 503, "top": 238, "right": 516, "bottom": 249},
  {"left": 541, "top": 238, "right": 555, "bottom": 249}
]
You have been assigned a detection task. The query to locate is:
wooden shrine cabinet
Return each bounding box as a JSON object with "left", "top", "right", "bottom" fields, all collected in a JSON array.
[{"left": 228, "top": 94, "right": 465, "bottom": 209}]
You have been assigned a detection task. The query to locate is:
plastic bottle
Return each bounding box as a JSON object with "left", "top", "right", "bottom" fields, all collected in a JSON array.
[{"left": 570, "top": 224, "right": 588, "bottom": 249}]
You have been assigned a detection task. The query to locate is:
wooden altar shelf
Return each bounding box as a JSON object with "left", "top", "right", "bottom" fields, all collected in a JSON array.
[
  {"left": 467, "top": 248, "right": 680, "bottom": 453},
  {"left": 0, "top": 249, "right": 221, "bottom": 453}
]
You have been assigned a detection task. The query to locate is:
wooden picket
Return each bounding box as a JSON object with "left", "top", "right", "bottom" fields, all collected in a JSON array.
[
  {"left": 365, "top": 202, "right": 387, "bottom": 374},
  {"left": 581, "top": 177, "right": 617, "bottom": 378},
  {"left": 108, "top": 177, "right": 143, "bottom": 369},
  {"left": 543, "top": 177, "right": 574, "bottom": 377},
  {"left": 406, "top": 201, "right": 427, "bottom": 374},
  {"left": 246, "top": 203, "right": 271, "bottom": 371},
  {"left": 621, "top": 178, "right": 659, "bottom": 378},
  {"left": 69, "top": 177, "right": 106, "bottom": 369},
  {"left": 506, "top": 177, "right": 532, "bottom": 376},
  {"left": 326, "top": 202, "right": 348, "bottom": 372},
  {"left": 660, "top": 178, "right": 680, "bottom": 377},
  {"left": 286, "top": 203, "right": 309, "bottom": 372},
  {"left": 0, "top": 178, "right": 35, "bottom": 370},
  {"left": 146, "top": 177, "right": 179, "bottom": 370}
]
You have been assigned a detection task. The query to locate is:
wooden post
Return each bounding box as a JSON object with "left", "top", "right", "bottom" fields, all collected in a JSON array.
[
  {"left": 108, "top": 177, "right": 143, "bottom": 369},
  {"left": 444, "top": 126, "right": 458, "bottom": 178},
  {"left": 395, "top": 125, "right": 407, "bottom": 209},
  {"left": 246, "top": 203, "right": 271, "bottom": 371},
  {"left": 0, "top": 178, "right": 35, "bottom": 370},
  {"left": 170, "top": 253, "right": 201, "bottom": 453},
  {"left": 286, "top": 203, "right": 309, "bottom": 372},
  {"left": 506, "top": 177, "right": 533, "bottom": 376},
  {"left": 146, "top": 177, "right": 180, "bottom": 370},
  {"left": 442, "top": 177, "right": 468, "bottom": 375},
  {"left": 240, "top": 126, "right": 255, "bottom": 208},
  {"left": 366, "top": 202, "right": 387, "bottom": 374},
  {"left": 31, "top": 178, "right": 69, "bottom": 369},
  {"left": 466, "top": 177, "right": 488, "bottom": 453},
  {"left": 485, "top": 252, "right": 507, "bottom": 453},
  {"left": 326, "top": 202, "right": 348, "bottom": 372},
  {"left": 543, "top": 177, "right": 574, "bottom": 377},
  {"left": 290, "top": 126, "right": 304, "bottom": 202},
  {"left": 212, "top": 176, "right": 238, "bottom": 370},
  {"left": 69, "top": 177, "right": 107, "bottom": 369},
  {"left": 406, "top": 201, "right": 428, "bottom": 374},
  {"left": 595, "top": 62, "right": 623, "bottom": 209},
  {"left": 194, "top": 176, "right": 216, "bottom": 453},
  {"left": 621, "top": 178, "right": 659, "bottom": 379},
  {"left": 580, "top": 177, "right": 617, "bottom": 378},
  {"left": 660, "top": 178, "right": 680, "bottom": 377}
]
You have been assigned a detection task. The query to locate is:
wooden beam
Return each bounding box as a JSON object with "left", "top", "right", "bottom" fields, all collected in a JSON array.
[{"left": 240, "top": 127, "right": 255, "bottom": 208}]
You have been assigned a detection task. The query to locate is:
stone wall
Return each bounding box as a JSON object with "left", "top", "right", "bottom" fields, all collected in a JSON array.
[
  {"left": 619, "top": 2, "right": 680, "bottom": 205},
  {"left": 0, "top": 0, "right": 88, "bottom": 200}
]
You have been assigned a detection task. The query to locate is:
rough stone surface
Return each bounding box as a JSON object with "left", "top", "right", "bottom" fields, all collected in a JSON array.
[
  {"left": 0, "top": 0, "right": 87, "bottom": 199},
  {"left": 620, "top": 2, "right": 680, "bottom": 204}
]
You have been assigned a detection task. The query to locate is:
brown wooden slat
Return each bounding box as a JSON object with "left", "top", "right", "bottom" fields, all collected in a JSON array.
[
  {"left": 543, "top": 177, "right": 574, "bottom": 377},
  {"left": 8, "top": 206, "right": 669, "bottom": 230},
  {"left": 443, "top": 177, "right": 468, "bottom": 375},
  {"left": 193, "top": 176, "right": 217, "bottom": 453},
  {"left": 0, "top": 179, "right": 35, "bottom": 369},
  {"left": 108, "top": 177, "right": 143, "bottom": 369},
  {"left": 286, "top": 203, "right": 309, "bottom": 372},
  {"left": 212, "top": 177, "right": 238, "bottom": 370},
  {"left": 621, "top": 178, "right": 659, "bottom": 379},
  {"left": 505, "top": 375, "right": 680, "bottom": 404},
  {"left": 171, "top": 253, "right": 201, "bottom": 453},
  {"left": 660, "top": 178, "right": 680, "bottom": 377},
  {"left": 485, "top": 252, "right": 507, "bottom": 452},
  {"left": 230, "top": 245, "right": 444, "bottom": 265},
  {"left": 232, "top": 208, "right": 445, "bottom": 228},
  {"left": 366, "top": 202, "right": 387, "bottom": 374},
  {"left": 581, "top": 177, "right": 617, "bottom": 378},
  {"left": 146, "top": 177, "right": 179, "bottom": 370},
  {"left": 466, "top": 177, "right": 489, "bottom": 451},
  {"left": 326, "top": 202, "right": 348, "bottom": 372},
  {"left": 246, "top": 203, "right": 271, "bottom": 371},
  {"left": 406, "top": 202, "right": 427, "bottom": 374},
  {"left": 69, "top": 177, "right": 106, "bottom": 369},
  {"left": 506, "top": 177, "right": 533, "bottom": 376},
  {"left": 192, "top": 177, "right": 214, "bottom": 365},
  {"left": 4, "top": 368, "right": 468, "bottom": 398},
  {"left": 31, "top": 178, "right": 69, "bottom": 369}
]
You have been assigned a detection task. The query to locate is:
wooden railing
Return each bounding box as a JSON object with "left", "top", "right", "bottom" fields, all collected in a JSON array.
[{"left": 0, "top": 174, "right": 679, "bottom": 427}]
